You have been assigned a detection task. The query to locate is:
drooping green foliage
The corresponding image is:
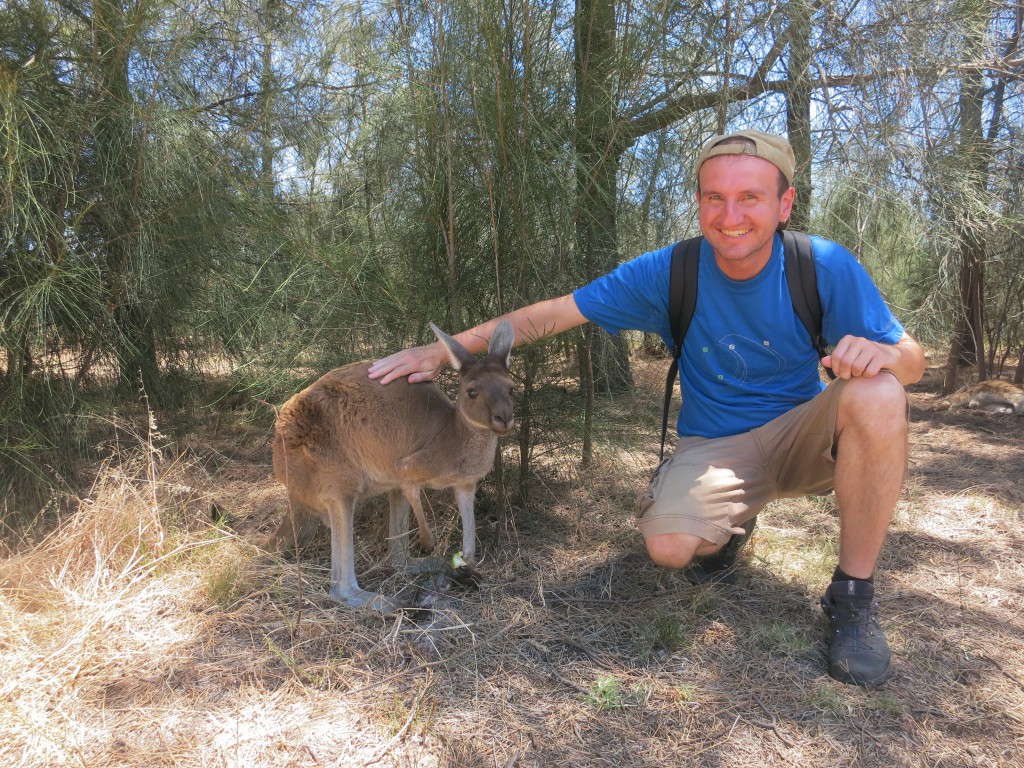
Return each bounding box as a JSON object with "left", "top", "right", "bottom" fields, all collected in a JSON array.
[{"left": 1, "top": 0, "right": 1023, "bottom": 511}]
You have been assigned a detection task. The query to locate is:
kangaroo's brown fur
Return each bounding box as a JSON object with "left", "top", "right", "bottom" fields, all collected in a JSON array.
[
  {"left": 269, "top": 322, "right": 516, "bottom": 612},
  {"left": 938, "top": 380, "right": 1024, "bottom": 415}
]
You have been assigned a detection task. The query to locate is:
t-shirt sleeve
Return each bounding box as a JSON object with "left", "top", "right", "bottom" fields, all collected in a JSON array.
[
  {"left": 811, "top": 236, "right": 905, "bottom": 346},
  {"left": 572, "top": 245, "right": 674, "bottom": 340}
]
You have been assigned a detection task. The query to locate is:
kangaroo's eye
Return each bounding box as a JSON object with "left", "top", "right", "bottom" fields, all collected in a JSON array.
[{"left": 467, "top": 388, "right": 478, "bottom": 398}]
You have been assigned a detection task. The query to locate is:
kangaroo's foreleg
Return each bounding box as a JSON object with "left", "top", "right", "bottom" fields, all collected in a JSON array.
[
  {"left": 385, "top": 488, "right": 414, "bottom": 567},
  {"left": 454, "top": 484, "right": 477, "bottom": 563}
]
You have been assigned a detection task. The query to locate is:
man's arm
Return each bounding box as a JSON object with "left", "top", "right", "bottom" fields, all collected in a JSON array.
[
  {"left": 821, "top": 331, "right": 925, "bottom": 386},
  {"left": 367, "top": 293, "right": 588, "bottom": 384}
]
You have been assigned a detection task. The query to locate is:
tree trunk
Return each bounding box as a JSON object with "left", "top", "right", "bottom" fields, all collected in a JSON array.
[
  {"left": 579, "top": 328, "right": 595, "bottom": 467},
  {"left": 942, "top": 224, "right": 986, "bottom": 395},
  {"left": 516, "top": 346, "right": 540, "bottom": 507},
  {"left": 943, "top": 42, "right": 989, "bottom": 393},
  {"left": 93, "top": 0, "right": 162, "bottom": 404},
  {"left": 786, "top": 0, "right": 813, "bottom": 231},
  {"left": 574, "top": 0, "right": 632, "bottom": 401}
]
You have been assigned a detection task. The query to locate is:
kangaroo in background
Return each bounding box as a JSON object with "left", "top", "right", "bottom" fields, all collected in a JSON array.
[
  {"left": 938, "top": 379, "right": 1024, "bottom": 415},
  {"left": 269, "top": 321, "right": 516, "bottom": 613}
]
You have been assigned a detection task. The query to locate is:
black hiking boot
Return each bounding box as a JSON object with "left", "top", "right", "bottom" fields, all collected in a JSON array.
[
  {"left": 821, "top": 580, "right": 893, "bottom": 686},
  {"left": 686, "top": 516, "right": 757, "bottom": 585}
]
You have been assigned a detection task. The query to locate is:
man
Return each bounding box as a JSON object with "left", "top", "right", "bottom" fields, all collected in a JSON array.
[{"left": 369, "top": 130, "right": 925, "bottom": 687}]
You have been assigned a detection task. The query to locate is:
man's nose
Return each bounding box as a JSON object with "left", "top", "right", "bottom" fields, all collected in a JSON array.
[{"left": 719, "top": 200, "right": 743, "bottom": 224}]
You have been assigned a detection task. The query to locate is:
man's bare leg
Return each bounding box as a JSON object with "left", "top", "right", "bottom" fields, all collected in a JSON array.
[
  {"left": 824, "top": 372, "right": 907, "bottom": 686},
  {"left": 833, "top": 373, "right": 909, "bottom": 577}
]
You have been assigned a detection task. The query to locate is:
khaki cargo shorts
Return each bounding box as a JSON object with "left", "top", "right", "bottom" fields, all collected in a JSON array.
[{"left": 635, "top": 379, "right": 851, "bottom": 546}]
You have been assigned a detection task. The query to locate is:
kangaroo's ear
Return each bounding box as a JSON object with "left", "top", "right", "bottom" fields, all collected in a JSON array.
[
  {"left": 487, "top": 320, "right": 515, "bottom": 369},
  {"left": 430, "top": 323, "right": 475, "bottom": 372}
]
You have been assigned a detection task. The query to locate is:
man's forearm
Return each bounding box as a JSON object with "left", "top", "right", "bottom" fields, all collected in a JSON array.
[{"left": 453, "top": 294, "right": 587, "bottom": 355}]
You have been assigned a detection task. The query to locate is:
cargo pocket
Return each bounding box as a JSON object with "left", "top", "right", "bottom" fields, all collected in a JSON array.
[{"left": 634, "top": 456, "right": 670, "bottom": 520}]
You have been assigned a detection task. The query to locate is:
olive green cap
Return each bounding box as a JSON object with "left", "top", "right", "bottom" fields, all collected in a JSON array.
[{"left": 695, "top": 130, "right": 796, "bottom": 186}]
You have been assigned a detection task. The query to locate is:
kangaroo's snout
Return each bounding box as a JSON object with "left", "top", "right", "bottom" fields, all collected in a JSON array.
[{"left": 491, "top": 412, "right": 515, "bottom": 435}]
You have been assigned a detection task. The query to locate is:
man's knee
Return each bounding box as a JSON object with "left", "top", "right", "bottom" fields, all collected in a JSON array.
[
  {"left": 645, "top": 532, "right": 716, "bottom": 569},
  {"left": 837, "top": 374, "right": 908, "bottom": 436}
]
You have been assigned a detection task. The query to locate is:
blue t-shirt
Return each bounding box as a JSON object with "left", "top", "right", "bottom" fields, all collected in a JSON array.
[{"left": 573, "top": 235, "right": 905, "bottom": 438}]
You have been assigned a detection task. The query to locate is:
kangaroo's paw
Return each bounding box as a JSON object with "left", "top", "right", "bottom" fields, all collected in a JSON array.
[{"left": 450, "top": 562, "right": 482, "bottom": 589}]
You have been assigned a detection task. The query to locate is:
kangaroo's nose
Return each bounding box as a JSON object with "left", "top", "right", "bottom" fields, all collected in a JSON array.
[{"left": 491, "top": 413, "right": 515, "bottom": 434}]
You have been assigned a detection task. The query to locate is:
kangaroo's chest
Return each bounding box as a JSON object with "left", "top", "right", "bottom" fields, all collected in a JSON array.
[{"left": 391, "top": 432, "right": 498, "bottom": 488}]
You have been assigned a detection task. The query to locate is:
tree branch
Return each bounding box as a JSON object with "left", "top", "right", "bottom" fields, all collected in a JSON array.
[
  {"left": 618, "top": 0, "right": 1018, "bottom": 148},
  {"left": 619, "top": 57, "right": 1017, "bottom": 148},
  {"left": 619, "top": 9, "right": 792, "bottom": 145},
  {"left": 197, "top": 80, "right": 367, "bottom": 113}
]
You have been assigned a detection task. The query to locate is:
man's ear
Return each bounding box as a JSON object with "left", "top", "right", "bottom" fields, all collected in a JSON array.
[{"left": 781, "top": 186, "right": 796, "bottom": 221}]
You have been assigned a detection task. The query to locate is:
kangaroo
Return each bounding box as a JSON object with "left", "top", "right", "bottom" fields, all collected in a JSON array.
[
  {"left": 938, "top": 380, "right": 1024, "bottom": 415},
  {"left": 269, "top": 321, "right": 516, "bottom": 612}
]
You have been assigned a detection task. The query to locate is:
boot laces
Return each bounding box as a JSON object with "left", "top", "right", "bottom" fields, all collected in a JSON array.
[{"left": 829, "top": 599, "right": 882, "bottom": 644}]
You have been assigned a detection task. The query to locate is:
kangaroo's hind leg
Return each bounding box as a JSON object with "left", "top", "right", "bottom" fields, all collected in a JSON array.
[{"left": 323, "top": 494, "right": 404, "bottom": 613}]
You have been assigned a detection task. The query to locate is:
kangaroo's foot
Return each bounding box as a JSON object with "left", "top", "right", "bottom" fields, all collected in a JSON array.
[{"left": 329, "top": 585, "right": 407, "bottom": 614}]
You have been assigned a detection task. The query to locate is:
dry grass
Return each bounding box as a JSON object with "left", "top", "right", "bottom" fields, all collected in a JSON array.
[{"left": 1, "top": 358, "right": 1022, "bottom": 768}]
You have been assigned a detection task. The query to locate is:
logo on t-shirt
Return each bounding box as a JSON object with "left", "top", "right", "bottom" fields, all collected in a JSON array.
[{"left": 703, "top": 333, "right": 785, "bottom": 385}]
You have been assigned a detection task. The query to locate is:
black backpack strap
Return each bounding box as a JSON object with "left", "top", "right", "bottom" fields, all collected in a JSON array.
[
  {"left": 782, "top": 230, "right": 835, "bottom": 380},
  {"left": 661, "top": 237, "right": 701, "bottom": 460}
]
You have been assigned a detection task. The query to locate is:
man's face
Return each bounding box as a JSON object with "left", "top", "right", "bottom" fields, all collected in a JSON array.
[{"left": 696, "top": 154, "right": 795, "bottom": 280}]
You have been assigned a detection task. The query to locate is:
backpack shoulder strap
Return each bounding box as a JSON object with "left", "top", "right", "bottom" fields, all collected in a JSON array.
[
  {"left": 781, "top": 230, "right": 835, "bottom": 380},
  {"left": 669, "top": 236, "right": 702, "bottom": 359},
  {"left": 661, "top": 237, "right": 701, "bottom": 459}
]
